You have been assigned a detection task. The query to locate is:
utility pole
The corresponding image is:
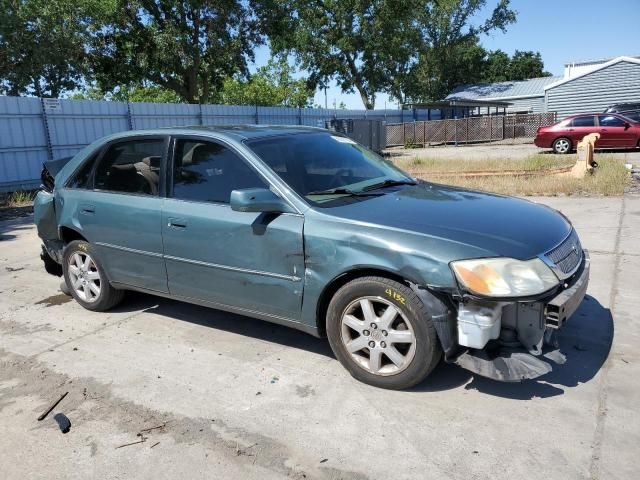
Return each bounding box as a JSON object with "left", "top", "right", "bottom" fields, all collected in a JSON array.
[{"left": 324, "top": 87, "right": 328, "bottom": 109}]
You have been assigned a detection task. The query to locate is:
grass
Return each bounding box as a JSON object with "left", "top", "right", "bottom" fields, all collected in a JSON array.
[
  {"left": 0, "top": 190, "right": 37, "bottom": 208},
  {"left": 398, "top": 155, "right": 630, "bottom": 196},
  {"left": 398, "top": 154, "right": 575, "bottom": 173}
]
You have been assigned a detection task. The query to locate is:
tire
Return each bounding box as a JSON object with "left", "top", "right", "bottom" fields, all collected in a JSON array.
[
  {"left": 552, "top": 137, "right": 572, "bottom": 154},
  {"left": 62, "top": 240, "right": 124, "bottom": 311},
  {"left": 326, "top": 276, "right": 442, "bottom": 389}
]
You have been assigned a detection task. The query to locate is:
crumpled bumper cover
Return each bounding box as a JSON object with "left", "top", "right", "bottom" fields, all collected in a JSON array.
[{"left": 454, "top": 251, "right": 590, "bottom": 382}]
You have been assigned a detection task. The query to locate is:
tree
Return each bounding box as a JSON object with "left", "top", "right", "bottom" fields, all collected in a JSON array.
[
  {"left": 70, "top": 83, "right": 184, "bottom": 103},
  {"left": 268, "top": 0, "right": 415, "bottom": 109},
  {"left": 399, "top": 0, "right": 517, "bottom": 103},
  {"left": 0, "top": 0, "right": 103, "bottom": 97},
  {"left": 90, "top": 0, "right": 267, "bottom": 104},
  {"left": 507, "top": 50, "right": 552, "bottom": 80},
  {"left": 220, "top": 57, "right": 314, "bottom": 107},
  {"left": 482, "top": 49, "right": 511, "bottom": 83}
]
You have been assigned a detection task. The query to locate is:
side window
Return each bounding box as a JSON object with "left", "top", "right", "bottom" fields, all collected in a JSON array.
[
  {"left": 67, "top": 153, "right": 98, "bottom": 189},
  {"left": 599, "top": 116, "right": 625, "bottom": 127},
  {"left": 570, "top": 116, "right": 595, "bottom": 127},
  {"left": 94, "top": 139, "right": 164, "bottom": 195},
  {"left": 172, "top": 139, "right": 267, "bottom": 203}
]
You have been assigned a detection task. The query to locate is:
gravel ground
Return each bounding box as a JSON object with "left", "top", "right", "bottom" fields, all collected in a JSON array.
[
  {"left": 1, "top": 195, "right": 640, "bottom": 479},
  {"left": 386, "top": 142, "right": 640, "bottom": 164}
]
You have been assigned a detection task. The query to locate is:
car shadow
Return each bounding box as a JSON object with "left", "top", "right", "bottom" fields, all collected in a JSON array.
[
  {"left": 412, "top": 295, "right": 614, "bottom": 399},
  {"left": 0, "top": 215, "right": 34, "bottom": 242},
  {"left": 111, "top": 291, "right": 335, "bottom": 359}
]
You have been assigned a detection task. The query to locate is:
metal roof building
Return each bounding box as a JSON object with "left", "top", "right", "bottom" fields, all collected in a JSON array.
[
  {"left": 544, "top": 56, "right": 640, "bottom": 118},
  {"left": 446, "top": 55, "right": 640, "bottom": 119},
  {"left": 446, "top": 76, "right": 561, "bottom": 114}
]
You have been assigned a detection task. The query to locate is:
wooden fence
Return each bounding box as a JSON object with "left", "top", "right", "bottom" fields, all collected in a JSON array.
[{"left": 386, "top": 112, "right": 557, "bottom": 147}]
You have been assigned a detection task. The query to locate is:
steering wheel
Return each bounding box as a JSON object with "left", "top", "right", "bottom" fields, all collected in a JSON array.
[{"left": 330, "top": 168, "right": 354, "bottom": 187}]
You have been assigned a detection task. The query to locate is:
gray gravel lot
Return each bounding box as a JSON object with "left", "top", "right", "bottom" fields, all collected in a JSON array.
[
  {"left": 387, "top": 142, "right": 640, "bottom": 163},
  {"left": 1, "top": 195, "right": 639, "bottom": 480}
]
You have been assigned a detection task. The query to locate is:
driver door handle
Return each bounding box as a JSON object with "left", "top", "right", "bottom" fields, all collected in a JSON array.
[{"left": 167, "top": 217, "right": 187, "bottom": 229}]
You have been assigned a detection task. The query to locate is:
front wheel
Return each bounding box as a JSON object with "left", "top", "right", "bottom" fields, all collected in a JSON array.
[
  {"left": 326, "top": 277, "right": 442, "bottom": 389},
  {"left": 553, "top": 137, "right": 572, "bottom": 154},
  {"left": 62, "top": 240, "right": 124, "bottom": 311}
]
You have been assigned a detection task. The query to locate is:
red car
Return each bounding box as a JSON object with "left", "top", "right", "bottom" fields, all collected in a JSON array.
[{"left": 535, "top": 113, "right": 640, "bottom": 154}]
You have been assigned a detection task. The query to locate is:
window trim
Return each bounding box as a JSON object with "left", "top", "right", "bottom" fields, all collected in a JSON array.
[
  {"left": 167, "top": 134, "right": 295, "bottom": 210},
  {"left": 570, "top": 116, "right": 596, "bottom": 128},
  {"left": 597, "top": 115, "right": 626, "bottom": 128},
  {"left": 64, "top": 151, "right": 101, "bottom": 190},
  {"left": 90, "top": 135, "right": 170, "bottom": 198}
]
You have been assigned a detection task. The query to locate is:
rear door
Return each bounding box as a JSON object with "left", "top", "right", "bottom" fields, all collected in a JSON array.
[
  {"left": 71, "top": 136, "right": 169, "bottom": 292},
  {"left": 597, "top": 115, "right": 634, "bottom": 147},
  {"left": 566, "top": 115, "right": 597, "bottom": 144},
  {"left": 161, "top": 136, "right": 305, "bottom": 320}
]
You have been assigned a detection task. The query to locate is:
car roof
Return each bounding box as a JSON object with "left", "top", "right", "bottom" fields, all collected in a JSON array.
[{"left": 108, "top": 125, "right": 328, "bottom": 142}]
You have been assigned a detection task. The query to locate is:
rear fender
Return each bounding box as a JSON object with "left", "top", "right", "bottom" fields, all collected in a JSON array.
[{"left": 33, "top": 190, "right": 58, "bottom": 241}]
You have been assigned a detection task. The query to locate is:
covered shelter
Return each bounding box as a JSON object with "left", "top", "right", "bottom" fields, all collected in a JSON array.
[{"left": 402, "top": 99, "right": 512, "bottom": 120}]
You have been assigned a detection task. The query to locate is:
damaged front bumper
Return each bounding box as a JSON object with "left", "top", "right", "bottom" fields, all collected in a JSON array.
[{"left": 453, "top": 251, "right": 590, "bottom": 382}]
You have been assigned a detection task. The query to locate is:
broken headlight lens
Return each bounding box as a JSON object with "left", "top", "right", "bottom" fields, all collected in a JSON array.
[{"left": 450, "top": 257, "right": 559, "bottom": 297}]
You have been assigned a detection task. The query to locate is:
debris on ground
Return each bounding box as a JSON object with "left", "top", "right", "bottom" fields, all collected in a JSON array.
[
  {"left": 116, "top": 436, "right": 147, "bottom": 449},
  {"left": 37, "top": 391, "right": 68, "bottom": 421},
  {"left": 139, "top": 423, "right": 167, "bottom": 434},
  {"left": 270, "top": 376, "right": 279, "bottom": 384},
  {"left": 5, "top": 266, "right": 24, "bottom": 272},
  {"left": 53, "top": 413, "right": 71, "bottom": 434},
  {"left": 150, "top": 442, "right": 160, "bottom": 449}
]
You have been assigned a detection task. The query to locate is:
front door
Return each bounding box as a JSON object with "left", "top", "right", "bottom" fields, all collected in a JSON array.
[
  {"left": 161, "top": 137, "right": 305, "bottom": 320},
  {"left": 74, "top": 136, "right": 169, "bottom": 292},
  {"left": 597, "top": 115, "right": 633, "bottom": 147}
]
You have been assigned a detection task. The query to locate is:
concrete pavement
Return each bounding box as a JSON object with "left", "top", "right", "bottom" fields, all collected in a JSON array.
[{"left": 0, "top": 195, "right": 638, "bottom": 480}]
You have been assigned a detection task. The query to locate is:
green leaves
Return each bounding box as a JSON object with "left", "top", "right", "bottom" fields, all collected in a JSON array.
[{"left": 220, "top": 58, "right": 314, "bottom": 107}]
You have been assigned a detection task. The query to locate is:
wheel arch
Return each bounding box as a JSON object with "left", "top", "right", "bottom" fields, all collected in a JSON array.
[
  {"left": 315, "top": 267, "right": 416, "bottom": 337},
  {"left": 58, "top": 225, "right": 88, "bottom": 244}
]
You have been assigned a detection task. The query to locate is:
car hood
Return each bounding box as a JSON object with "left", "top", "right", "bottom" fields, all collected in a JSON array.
[{"left": 323, "top": 182, "right": 571, "bottom": 260}]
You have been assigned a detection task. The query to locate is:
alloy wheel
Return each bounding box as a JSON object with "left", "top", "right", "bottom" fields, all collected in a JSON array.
[
  {"left": 554, "top": 138, "right": 570, "bottom": 154},
  {"left": 340, "top": 296, "right": 417, "bottom": 376},
  {"left": 67, "top": 251, "right": 101, "bottom": 303}
]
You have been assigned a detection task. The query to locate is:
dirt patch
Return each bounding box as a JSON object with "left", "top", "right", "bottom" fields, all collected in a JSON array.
[{"left": 0, "top": 349, "right": 368, "bottom": 480}]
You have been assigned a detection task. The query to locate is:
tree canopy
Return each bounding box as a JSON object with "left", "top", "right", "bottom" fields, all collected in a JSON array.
[
  {"left": 220, "top": 58, "right": 314, "bottom": 107},
  {"left": 0, "top": 0, "right": 553, "bottom": 107}
]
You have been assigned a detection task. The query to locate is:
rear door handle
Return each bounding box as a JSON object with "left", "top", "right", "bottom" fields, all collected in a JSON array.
[
  {"left": 80, "top": 203, "right": 95, "bottom": 214},
  {"left": 167, "top": 217, "right": 187, "bottom": 229}
]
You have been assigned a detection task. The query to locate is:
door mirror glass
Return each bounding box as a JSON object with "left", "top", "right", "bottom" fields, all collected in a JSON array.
[{"left": 230, "top": 188, "right": 293, "bottom": 213}]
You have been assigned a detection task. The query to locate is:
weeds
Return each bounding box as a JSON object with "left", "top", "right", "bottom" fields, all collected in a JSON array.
[
  {"left": 401, "top": 155, "right": 629, "bottom": 196},
  {"left": 1, "top": 190, "right": 37, "bottom": 208}
]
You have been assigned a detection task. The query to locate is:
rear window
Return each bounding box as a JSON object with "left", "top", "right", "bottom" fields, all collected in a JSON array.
[
  {"left": 94, "top": 139, "right": 164, "bottom": 195},
  {"left": 570, "top": 116, "right": 595, "bottom": 127}
]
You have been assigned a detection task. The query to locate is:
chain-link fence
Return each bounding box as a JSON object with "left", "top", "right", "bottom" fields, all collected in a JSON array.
[{"left": 386, "top": 112, "right": 557, "bottom": 147}]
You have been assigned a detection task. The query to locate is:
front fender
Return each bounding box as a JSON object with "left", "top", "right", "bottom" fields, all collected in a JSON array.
[{"left": 299, "top": 214, "right": 487, "bottom": 329}]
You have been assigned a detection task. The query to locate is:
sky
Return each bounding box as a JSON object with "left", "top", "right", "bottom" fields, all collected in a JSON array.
[{"left": 250, "top": 0, "right": 640, "bottom": 109}]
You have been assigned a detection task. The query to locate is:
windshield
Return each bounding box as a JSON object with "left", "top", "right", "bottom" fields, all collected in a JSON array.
[{"left": 245, "top": 132, "right": 413, "bottom": 205}]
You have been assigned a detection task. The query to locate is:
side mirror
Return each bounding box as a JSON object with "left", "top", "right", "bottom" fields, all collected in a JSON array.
[
  {"left": 230, "top": 188, "right": 294, "bottom": 214},
  {"left": 624, "top": 122, "right": 631, "bottom": 129}
]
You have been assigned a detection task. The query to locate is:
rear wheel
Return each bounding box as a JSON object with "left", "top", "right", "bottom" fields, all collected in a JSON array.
[
  {"left": 326, "top": 276, "right": 441, "bottom": 389},
  {"left": 62, "top": 240, "right": 124, "bottom": 311},
  {"left": 553, "top": 137, "right": 572, "bottom": 154}
]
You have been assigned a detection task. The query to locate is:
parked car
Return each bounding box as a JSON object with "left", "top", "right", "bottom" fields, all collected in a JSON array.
[
  {"left": 534, "top": 113, "right": 640, "bottom": 153},
  {"left": 604, "top": 103, "right": 640, "bottom": 122},
  {"left": 34, "top": 126, "right": 589, "bottom": 389}
]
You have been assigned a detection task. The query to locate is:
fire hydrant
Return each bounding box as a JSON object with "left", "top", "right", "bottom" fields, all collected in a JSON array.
[{"left": 571, "top": 133, "right": 600, "bottom": 178}]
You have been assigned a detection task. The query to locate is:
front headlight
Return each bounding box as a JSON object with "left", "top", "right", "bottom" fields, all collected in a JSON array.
[{"left": 450, "top": 257, "right": 559, "bottom": 297}]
